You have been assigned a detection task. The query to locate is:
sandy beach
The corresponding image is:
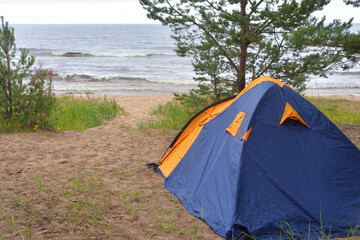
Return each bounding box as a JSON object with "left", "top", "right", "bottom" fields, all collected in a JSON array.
[{"left": 0, "top": 95, "right": 359, "bottom": 239}]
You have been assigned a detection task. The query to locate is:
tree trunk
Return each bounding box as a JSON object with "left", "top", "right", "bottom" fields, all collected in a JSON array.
[
  {"left": 6, "top": 53, "right": 12, "bottom": 118},
  {"left": 238, "top": 45, "right": 247, "bottom": 92},
  {"left": 0, "top": 79, "right": 9, "bottom": 117},
  {"left": 238, "top": 0, "right": 248, "bottom": 92},
  {"left": 213, "top": 74, "right": 219, "bottom": 101}
]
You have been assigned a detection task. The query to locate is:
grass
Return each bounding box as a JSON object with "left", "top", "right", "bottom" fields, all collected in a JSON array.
[
  {"left": 240, "top": 221, "right": 360, "bottom": 240},
  {"left": 0, "top": 96, "right": 123, "bottom": 132},
  {"left": 54, "top": 96, "right": 124, "bottom": 131},
  {"left": 138, "top": 100, "right": 203, "bottom": 130},
  {"left": 139, "top": 91, "right": 212, "bottom": 130},
  {"left": 152, "top": 208, "right": 200, "bottom": 239},
  {"left": 306, "top": 97, "right": 360, "bottom": 125}
]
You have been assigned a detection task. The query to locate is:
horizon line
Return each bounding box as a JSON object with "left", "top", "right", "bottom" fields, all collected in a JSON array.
[
  {"left": 11, "top": 22, "right": 360, "bottom": 25},
  {"left": 11, "top": 23, "right": 162, "bottom": 25}
]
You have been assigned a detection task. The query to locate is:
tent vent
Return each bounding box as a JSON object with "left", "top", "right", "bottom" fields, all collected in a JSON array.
[
  {"left": 280, "top": 103, "right": 309, "bottom": 128},
  {"left": 241, "top": 127, "right": 252, "bottom": 141}
]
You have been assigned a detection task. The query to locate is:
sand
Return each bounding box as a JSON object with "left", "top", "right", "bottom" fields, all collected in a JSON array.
[{"left": 0, "top": 95, "right": 359, "bottom": 239}]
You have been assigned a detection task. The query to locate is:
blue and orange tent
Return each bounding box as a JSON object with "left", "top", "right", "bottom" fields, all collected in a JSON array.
[{"left": 149, "top": 76, "right": 360, "bottom": 239}]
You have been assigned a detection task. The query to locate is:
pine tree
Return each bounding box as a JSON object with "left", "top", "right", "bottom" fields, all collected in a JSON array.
[
  {"left": 344, "top": 0, "right": 360, "bottom": 7},
  {"left": 0, "top": 17, "right": 35, "bottom": 121},
  {"left": 140, "top": 0, "right": 360, "bottom": 95}
]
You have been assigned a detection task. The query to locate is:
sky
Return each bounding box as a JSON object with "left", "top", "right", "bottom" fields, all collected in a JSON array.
[{"left": 0, "top": 0, "right": 359, "bottom": 24}]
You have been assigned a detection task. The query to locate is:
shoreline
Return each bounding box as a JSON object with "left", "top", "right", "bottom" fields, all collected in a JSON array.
[
  {"left": 51, "top": 76, "right": 360, "bottom": 98},
  {"left": 58, "top": 92, "right": 360, "bottom": 102},
  {"left": 53, "top": 87, "right": 360, "bottom": 98},
  {"left": 51, "top": 74, "right": 360, "bottom": 97}
]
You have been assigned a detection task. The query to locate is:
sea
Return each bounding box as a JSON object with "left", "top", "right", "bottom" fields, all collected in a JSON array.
[{"left": 13, "top": 24, "right": 360, "bottom": 96}]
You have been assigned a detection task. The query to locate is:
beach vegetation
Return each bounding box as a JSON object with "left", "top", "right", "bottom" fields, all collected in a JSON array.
[
  {"left": 54, "top": 96, "right": 122, "bottom": 131},
  {"left": 0, "top": 16, "right": 56, "bottom": 130},
  {"left": 306, "top": 97, "right": 360, "bottom": 125},
  {"left": 0, "top": 95, "right": 122, "bottom": 132},
  {"left": 140, "top": 0, "right": 360, "bottom": 98},
  {"left": 138, "top": 100, "right": 195, "bottom": 130}
]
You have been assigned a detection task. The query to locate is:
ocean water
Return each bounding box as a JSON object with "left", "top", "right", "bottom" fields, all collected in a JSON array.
[{"left": 13, "top": 24, "right": 360, "bottom": 96}]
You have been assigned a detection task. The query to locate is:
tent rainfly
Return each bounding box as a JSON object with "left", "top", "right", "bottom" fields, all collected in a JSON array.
[{"left": 148, "top": 76, "right": 360, "bottom": 240}]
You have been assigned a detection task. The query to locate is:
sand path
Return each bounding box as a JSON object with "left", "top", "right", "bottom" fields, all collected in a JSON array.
[{"left": 0, "top": 95, "right": 222, "bottom": 239}]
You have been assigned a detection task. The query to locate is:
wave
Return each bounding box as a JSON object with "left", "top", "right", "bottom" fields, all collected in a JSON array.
[
  {"left": 54, "top": 73, "right": 196, "bottom": 85},
  {"left": 146, "top": 78, "right": 196, "bottom": 85},
  {"left": 55, "top": 73, "right": 154, "bottom": 83},
  {"left": 51, "top": 51, "right": 167, "bottom": 58},
  {"left": 331, "top": 71, "right": 360, "bottom": 75},
  {"left": 52, "top": 52, "right": 93, "bottom": 57}
]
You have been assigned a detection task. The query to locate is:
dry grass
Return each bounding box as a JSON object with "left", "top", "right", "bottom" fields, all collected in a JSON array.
[
  {"left": 0, "top": 96, "right": 220, "bottom": 240},
  {"left": 0, "top": 128, "right": 220, "bottom": 239}
]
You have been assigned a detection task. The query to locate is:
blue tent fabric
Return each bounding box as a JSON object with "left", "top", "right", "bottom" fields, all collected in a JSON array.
[{"left": 158, "top": 81, "right": 360, "bottom": 239}]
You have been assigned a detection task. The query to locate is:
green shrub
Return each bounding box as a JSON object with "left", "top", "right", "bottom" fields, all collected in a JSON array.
[
  {"left": 0, "top": 17, "right": 56, "bottom": 131},
  {"left": 14, "top": 66, "right": 56, "bottom": 130}
]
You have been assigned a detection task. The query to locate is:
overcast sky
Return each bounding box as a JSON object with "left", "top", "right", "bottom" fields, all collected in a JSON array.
[{"left": 0, "top": 0, "right": 359, "bottom": 24}]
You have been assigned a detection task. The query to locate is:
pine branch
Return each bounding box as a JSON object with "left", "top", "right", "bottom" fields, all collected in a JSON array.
[
  {"left": 164, "top": 0, "right": 240, "bottom": 74},
  {"left": 254, "top": 38, "right": 285, "bottom": 78},
  {"left": 248, "top": 0, "right": 265, "bottom": 19},
  {"left": 205, "top": 0, "right": 231, "bottom": 17}
]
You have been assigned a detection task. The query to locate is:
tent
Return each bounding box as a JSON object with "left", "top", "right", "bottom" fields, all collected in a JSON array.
[{"left": 149, "top": 76, "right": 360, "bottom": 239}]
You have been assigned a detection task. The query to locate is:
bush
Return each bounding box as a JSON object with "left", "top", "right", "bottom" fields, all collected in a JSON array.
[
  {"left": 0, "top": 17, "right": 56, "bottom": 131},
  {"left": 12, "top": 65, "right": 56, "bottom": 130}
]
